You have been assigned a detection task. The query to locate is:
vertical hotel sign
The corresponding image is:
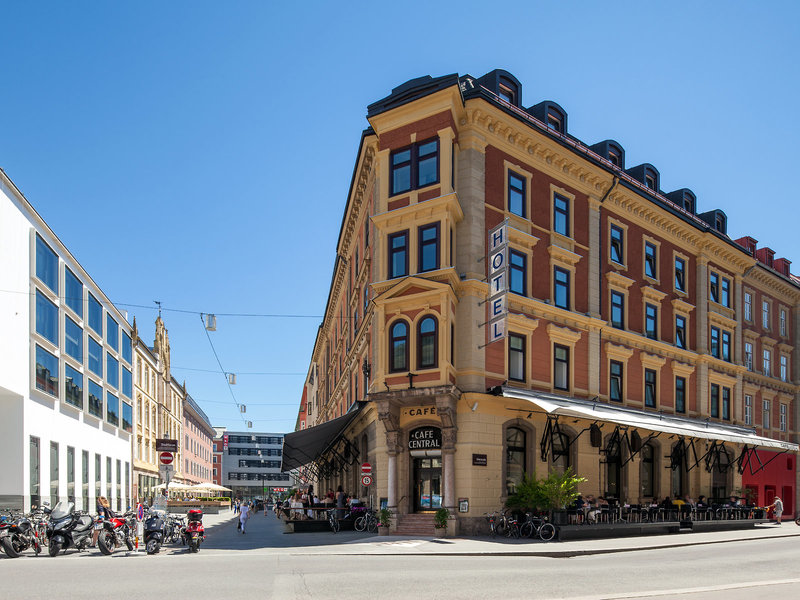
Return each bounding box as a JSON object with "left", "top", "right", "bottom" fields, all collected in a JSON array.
[{"left": 488, "top": 219, "right": 508, "bottom": 343}]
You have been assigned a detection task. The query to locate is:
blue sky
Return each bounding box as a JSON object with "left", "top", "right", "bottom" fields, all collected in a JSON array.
[{"left": 2, "top": 2, "right": 798, "bottom": 432}]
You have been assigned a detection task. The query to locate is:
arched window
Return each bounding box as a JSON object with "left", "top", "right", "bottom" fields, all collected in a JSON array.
[
  {"left": 506, "top": 427, "right": 526, "bottom": 495},
  {"left": 640, "top": 443, "right": 655, "bottom": 499},
  {"left": 550, "top": 428, "right": 572, "bottom": 475},
  {"left": 389, "top": 321, "right": 409, "bottom": 372},
  {"left": 418, "top": 317, "right": 438, "bottom": 369}
]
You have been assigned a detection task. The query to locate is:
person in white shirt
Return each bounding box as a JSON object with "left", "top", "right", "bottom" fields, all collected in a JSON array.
[
  {"left": 239, "top": 502, "right": 250, "bottom": 533},
  {"left": 767, "top": 496, "right": 783, "bottom": 524}
]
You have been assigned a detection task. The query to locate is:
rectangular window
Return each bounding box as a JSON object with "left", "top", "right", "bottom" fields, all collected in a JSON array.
[
  {"left": 508, "top": 334, "right": 525, "bottom": 382},
  {"left": 88, "top": 337, "right": 102, "bottom": 377},
  {"left": 106, "top": 457, "right": 111, "bottom": 498},
  {"left": 388, "top": 231, "right": 409, "bottom": 278},
  {"left": 763, "top": 300, "right": 770, "bottom": 329},
  {"left": 645, "top": 304, "right": 658, "bottom": 340},
  {"left": 744, "top": 292, "right": 752, "bottom": 322},
  {"left": 710, "top": 384, "right": 720, "bottom": 418},
  {"left": 610, "top": 291, "right": 625, "bottom": 329},
  {"left": 122, "top": 332, "right": 132, "bottom": 364},
  {"left": 675, "top": 315, "right": 686, "bottom": 349},
  {"left": 88, "top": 293, "right": 102, "bottom": 336},
  {"left": 508, "top": 171, "right": 525, "bottom": 217},
  {"left": 64, "top": 268, "right": 83, "bottom": 317},
  {"left": 106, "top": 353, "right": 119, "bottom": 389},
  {"left": 64, "top": 363, "right": 83, "bottom": 410},
  {"left": 721, "top": 278, "right": 730, "bottom": 308},
  {"left": 710, "top": 327, "right": 720, "bottom": 358},
  {"left": 554, "top": 345, "right": 569, "bottom": 391},
  {"left": 744, "top": 395, "right": 753, "bottom": 425},
  {"left": 509, "top": 249, "right": 526, "bottom": 296},
  {"left": 64, "top": 316, "right": 83, "bottom": 361},
  {"left": 609, "top": 360, "right": 623, "bottom": 402},
  {"left": 95, "top": 454, "right": 101, "bottom": 500},
  {"left": 709, "top": 272, "right": 719, "bottom": 303},
  {"left": 50, "top": 442, "right": 59, "bottom": 508},
  {"left": 675, "top": 376, "right": 686, "bottom": 413},
  {"left": 763, "top": 349, "right": 771, "bottom": 377},
  {"left": 116, "top": 460, "right": 121, "bottom": 511},
  {"left": 745, "top": 342, "right": 753, "bottom": 371},
  {"left": 644, "top": 369, "right": 656, "bottom": 408},
  {"left": 106, "top": 314, "right": 119, "bottom": 351},
  {"left": 553, "top": 195, "right": 570, "bottom": 237},
  {"left": 389, "top": 139, "right": 439, "bottom": 196},
  {"left": 722, "top": 387, "right": 730, "bottom": 420},
  {"left": 610, "top": 225, "right": 624, "bottom": 265},
  {"left": 780, "top": 309, "right": 787, "bottom": 337},
  {"left": 418, "top": 223, "right": 440, "bottom": 272},
  {"left": 122, "top": 367, "right": 132, "bottom": 398},
  {"left": 36, "top": 290, "right": 58, "bottom": 345},
  {"left": 721, "top": 331, "right": 731, "bottom": 362},
  {"left": 36, "top": 234, "right": 58, "bottom": 294},
  {"left": 780, "top": 355, "right": 788, "bottom": 382},
  {"left": 554, "top": 267, "right": 570, "bottom": 310},
  {"left": 35, "top": 345, "right": 59, "bottom": 397},
  {"left": 780, "top": 404, "right": 787, "bottom": 433},
  {"left": 67, "top": 446, "right": 75, "bottom": 502},
  {"left": 763, "top": 400, "right": 771, "bottom": 429},
  {"left": 107, "top": 391, "right": 119, "bottom": 426},
  {"left": 88, "top": 380, "right": 103, "bottom": 418},
  {"left": 675, "top": 257, "right": 686, "bottom": 292},
  {"left": 644, "top": 242, "right": 657, "bottom": 279},
  {"left": 30, "top": 436, "right": 40, "bottom": 509},
  {"left": 82, "top": 450, "right": 89, "bottom": 512}
]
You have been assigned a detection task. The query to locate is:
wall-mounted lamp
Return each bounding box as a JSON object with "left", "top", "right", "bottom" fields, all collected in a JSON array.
[
  {"left": 362, "top": 358, "right": 371, "bottom": 378},
  {"left": 471, "top": 402, "right": 479, "bottom": 412}
]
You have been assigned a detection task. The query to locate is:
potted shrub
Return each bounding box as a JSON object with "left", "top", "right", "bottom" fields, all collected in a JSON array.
[
  {"left": 378, "top": 508, "right": 392, "bottom": 535},
  {"left": 434, "top": 507, "right": 450, "bottom": 534}
]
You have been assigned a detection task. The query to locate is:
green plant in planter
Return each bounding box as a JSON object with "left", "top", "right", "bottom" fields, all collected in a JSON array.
[
  {"left": 506, "top": 468, "right": 586, "bottom": 517},
  {"left": 378, "top": 508, "right": 392, "bottom": 527},
  {"left": 434, "top": 507, "right": 450, "bottom": 529}
]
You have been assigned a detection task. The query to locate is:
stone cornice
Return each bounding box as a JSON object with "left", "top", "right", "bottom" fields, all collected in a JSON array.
[{"left": 745, "top": 266, "right": 800, "bottom": 302}]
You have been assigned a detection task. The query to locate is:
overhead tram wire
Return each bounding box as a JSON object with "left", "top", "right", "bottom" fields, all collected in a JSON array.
[{"left": 199, "top": 313, "right": 249, "bottom": 428}]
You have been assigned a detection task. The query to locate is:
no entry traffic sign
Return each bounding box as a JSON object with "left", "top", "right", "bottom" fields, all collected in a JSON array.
[
  {"left": 361, "top": 475, "right": 373, "bottom": 487},
  {"left": 361, "top": 462, "right": 372, "bottom": 474},
  {"left": 159, "top": 451, "right": 174, "bottom": 465}
]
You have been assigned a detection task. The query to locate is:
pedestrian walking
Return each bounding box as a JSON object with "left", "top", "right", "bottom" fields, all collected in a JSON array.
[
  {"left": 766, "top": 496, "right": 784, "bottom": 524},
  {"left": 240, "top": 502, "right": 250, "bottom": 533}
]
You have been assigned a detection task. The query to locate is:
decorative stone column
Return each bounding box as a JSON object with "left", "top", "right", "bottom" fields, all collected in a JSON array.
[
  {"left": 435, "top": 395, "right": 458, "bottom": 515},
  {"left": 376, "top": 399, "right": 401, "bottom": 516}
]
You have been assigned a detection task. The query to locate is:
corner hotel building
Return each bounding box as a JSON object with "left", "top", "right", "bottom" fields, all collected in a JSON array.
[{"left": 283, "top": 70, "right": 800, "bottom": 534}]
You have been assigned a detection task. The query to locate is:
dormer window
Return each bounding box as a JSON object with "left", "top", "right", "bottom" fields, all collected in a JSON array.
[
  {"left": 715, "top": 215, "right": 725, "bottom": 233},
  {"left": 547, "top": 111, "right": 563, "bottom": 133},
  {"left": 645, "top": 173, "right": 656, "bottom": 190},
  {"left": 682, "top": 196, "right": 694, "bottom": 213},
  {"left": 608, "top": 150, "right": 621, "bottom": 167},
  {"left": 499, "top": 83, "right": 516, "bottom": 105}
]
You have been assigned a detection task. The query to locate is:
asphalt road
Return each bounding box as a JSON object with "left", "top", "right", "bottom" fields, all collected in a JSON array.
[{"left": 2, "top": 510, "right": 799, "bottom": 599}]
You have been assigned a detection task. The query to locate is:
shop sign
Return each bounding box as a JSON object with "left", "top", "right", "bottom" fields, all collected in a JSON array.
[
  {"left": 401, "top": 406, "right": 438, "bottom": 418},
  {"left": 472, "top": 454, "right": 488, "bottom": 466},
  {"left": 487, "top": 219, "right": 508, "bottom": 343},
  {"left": 408, "top": 426, "right": 442, "bottom": 450},
  {"left": 156, "top": 438, "right": 178, "bottom": 452}
]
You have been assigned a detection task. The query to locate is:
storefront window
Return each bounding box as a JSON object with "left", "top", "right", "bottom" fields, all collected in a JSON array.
[{"left": 505, "top": 427, "right": 526, "bottom": 495}]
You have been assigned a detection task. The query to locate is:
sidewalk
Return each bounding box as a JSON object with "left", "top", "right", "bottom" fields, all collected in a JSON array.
[{"left": 195, "top": 508, "right": 800, "bottom": 557}]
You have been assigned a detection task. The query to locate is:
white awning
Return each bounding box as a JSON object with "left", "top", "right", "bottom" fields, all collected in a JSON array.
[{"left": 502, "top": 387, "right": 799, "bottom": 452}]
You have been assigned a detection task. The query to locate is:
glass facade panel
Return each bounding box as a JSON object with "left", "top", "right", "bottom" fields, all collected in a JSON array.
[
  {"left": 64, "top": 363, "right": 83, "bottom": 409},
  {"left": 64, "top": 316, "right": 83, "bottom": 361},
  {"left": 88, "top": 380, "right": 103, "bottom": 418},
  {"left": 106, "top": 353, "right": 119, "bottom": 389},
  {"left": 30, "top": 436, "right": 40, "bottom": 509},
  {"left": 106, "top": 314, "right": 119, "bottom": 351},
  {"left": 36, "top": 235, "right": 58, "bottom": 293},
  {"left": 122, "top": 367, "right": 132, "bottom": 398},
  {"left": 35, "top": 345, "right": 59, "bottom": 397},
  {"left": 67, "top": 446, "right": 75, "bottom": 502},
  {"left": 88, "top": 337, "right": 102, "bottom": 377},
  {"left": 50, "top": 442, "right": 59, "bottom": 507},
  {"left": 122, "top": 402, "right": 133, "bottom": 433},
  {"left": 64, "top": 268, "right": 83, "bottom": 317},
  {"left": 88, "top": 293, "right": 102, "bottom": 336},
  {"left": 122, "top": 332, "right": 132, "bottom": 364},
  {"left": 36, "top": 290, "right": 58, "bottom": 344}
]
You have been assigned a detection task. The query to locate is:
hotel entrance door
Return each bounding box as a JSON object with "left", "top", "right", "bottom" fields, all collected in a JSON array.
[{"left": 413, "top": 457, "right": 442, "bottom": 512}]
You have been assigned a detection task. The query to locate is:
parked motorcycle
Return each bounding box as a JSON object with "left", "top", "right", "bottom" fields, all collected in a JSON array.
[
  {"left": 182, "top": 509, "right": 205, "bottom": 553},
  {"left": 97, "top": 510, "right": 135, "bottom": 555},
  {"left": 46, "top": 501, "right": 94, "bottom": 557},
  {"left": 1, "top": 512, "right": 43, "bottom": 558},
  {"left": 144, "top": 509, "right": 166, "bottom": 555}
]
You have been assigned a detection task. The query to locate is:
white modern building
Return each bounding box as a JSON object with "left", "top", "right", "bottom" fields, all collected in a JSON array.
[
  {"left": 215, "top": 429, "right": 290, "bottom": 500},
  {"left": 0, "top": 169, "right": 133, "bottom": 512}
]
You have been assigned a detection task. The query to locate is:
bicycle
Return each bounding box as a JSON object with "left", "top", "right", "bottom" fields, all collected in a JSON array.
[
  {"left": 519, "top": 512, "right": 556, "bottom": 541},
  {"left": 484, "top": 511, "right": 505, "bottom": 537},
  {"left": 326, "top": 508, "right": 340, "bottom": 533},
  {"left": 354, "top": 509, "right": 378, "bottom": 534}
]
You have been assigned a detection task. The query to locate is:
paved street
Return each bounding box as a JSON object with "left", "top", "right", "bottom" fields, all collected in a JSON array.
[{"left": 2, "top": 510, "right": 800, "bottom": 599}]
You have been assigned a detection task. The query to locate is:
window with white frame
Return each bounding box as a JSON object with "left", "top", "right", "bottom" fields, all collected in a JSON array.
[
  {"left": 763, "top": 349, "right": 771, "bottom": 377},
  {"left": 780, "top": 309, "right": 787, "bottom": 337},
  {"left": 744, "top": 395, "right": 752, "bottom": 426},
  {"left": 780, "top": 404, "right": 787, "bottom": 433},
  {"left": 763, "top": 399, "right": 771, "bottom": 429},
  {"left": 762, "top": 300, "right": 770, "bottom": 329},
  {"left": 780, "top": 355, "right": 788, "bottom": 382},
  {"left": 744, "top": 292, "right": 752, "bottom": 322},
  {"left": 744, "top": 342, "right": 753, "bottom": 371}
]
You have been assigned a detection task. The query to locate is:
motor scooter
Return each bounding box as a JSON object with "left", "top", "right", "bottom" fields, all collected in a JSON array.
[
  {"left": 182, "top": 509, "right": 205, "bottom": 553},
  {"left": 46, "top": 501, "right": 94, "bottom": 557},
  {"left": 97, "top": 510, "right": 135, "bottom": 555},
  {"left": 144, "top": 509, "right": 166, "bottom": 554}
]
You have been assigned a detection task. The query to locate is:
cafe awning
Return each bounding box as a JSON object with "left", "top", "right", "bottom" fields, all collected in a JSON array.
[
  {"left": 281, "top": 402, "right": 365, "bottom": 472},
  {"left": 501, "top": 387, "right": 799, "bottom": 452}
]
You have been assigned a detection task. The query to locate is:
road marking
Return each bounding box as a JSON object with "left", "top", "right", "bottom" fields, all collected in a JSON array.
[{"left": 566, "top": 578, "right": 800, "bottom": 600}]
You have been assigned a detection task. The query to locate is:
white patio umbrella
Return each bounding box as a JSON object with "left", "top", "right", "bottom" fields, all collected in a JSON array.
[
  {"left": 188, "top": 482, "right": 232, "bottom": 493},
  {"left": 154, "top": 481, "right": 192, "bottom": 491}
]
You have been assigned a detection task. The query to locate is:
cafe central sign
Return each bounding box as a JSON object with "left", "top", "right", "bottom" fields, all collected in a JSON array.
[{"left": 408, "top": 426, "right": 442, "bottom": 451}]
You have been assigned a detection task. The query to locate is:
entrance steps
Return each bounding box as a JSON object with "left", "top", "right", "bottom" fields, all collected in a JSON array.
[{"left": 394, "top": 513, "right": 437, "bottom": 536}]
